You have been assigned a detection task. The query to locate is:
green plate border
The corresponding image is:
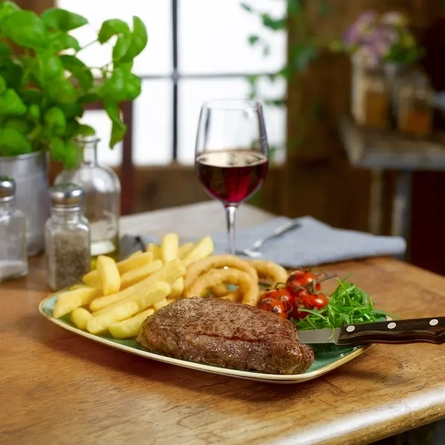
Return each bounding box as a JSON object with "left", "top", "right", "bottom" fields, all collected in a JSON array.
[{"left": 39, "top": 293, "right": 373, "bottom": 384}]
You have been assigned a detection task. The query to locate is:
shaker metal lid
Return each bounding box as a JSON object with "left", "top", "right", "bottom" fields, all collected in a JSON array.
[
  {"left": 50, "top": 183, "right": 85, "bottom": 209},
  {"left": 0, "top": 176, "right": 16, "bottom": 201}
]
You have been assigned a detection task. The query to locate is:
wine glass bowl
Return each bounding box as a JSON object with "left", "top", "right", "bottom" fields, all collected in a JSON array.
[
  {"left": 195, "top": 150, "right": 268, "bottom": 205},
  {"left": 195, "top": 99, "right": 269, "bottom": 254}
]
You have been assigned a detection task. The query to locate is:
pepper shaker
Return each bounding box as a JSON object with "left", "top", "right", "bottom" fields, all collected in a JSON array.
[
  {"left": 0, "top": 177, "right": 28, "bottom": 282},
  {"left": 45, "top": 183, "right": 91, "bottom": 291}
]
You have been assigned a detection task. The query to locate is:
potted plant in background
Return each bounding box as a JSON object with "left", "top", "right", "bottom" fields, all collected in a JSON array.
[
  {"left": 342, "top": 11, "right": 424, "bottom": 128},
  {"left": 0, "top": 1, "right": 147, "bottom": 256}
]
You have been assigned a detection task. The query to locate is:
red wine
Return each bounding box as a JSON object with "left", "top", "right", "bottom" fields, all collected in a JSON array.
[{"left": 196, "top": 150, "right": 268, "bottom": 205}]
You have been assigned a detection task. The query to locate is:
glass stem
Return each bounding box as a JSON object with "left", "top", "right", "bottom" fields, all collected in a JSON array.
[{"left": 225, "top": 204, "right": 238, "bottom": 255}]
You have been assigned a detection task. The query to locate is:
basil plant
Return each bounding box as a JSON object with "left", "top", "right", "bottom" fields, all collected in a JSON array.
[{"left": 0, "top": 1, "right": 148, "bottom": 166}]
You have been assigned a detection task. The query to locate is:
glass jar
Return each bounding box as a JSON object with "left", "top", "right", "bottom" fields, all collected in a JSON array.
[
  {"left": 0, "top": 177, "right": 28, "bottom": 282},
  {"left": 397, "top": 70, "right": 433, "bottom": 137},
  {"left": 352, "top": 66, "right": 390, "bottom": 129},
  {"left": 54, "top": 136, "right": 121, "bottom": 267},
  {"left": 45, "top": 184, "right": 91, "bottom": 291}
]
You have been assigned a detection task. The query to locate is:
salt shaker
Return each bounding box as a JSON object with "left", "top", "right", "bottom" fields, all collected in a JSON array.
[
  {"left": 0, "top": 177, "right": 28, "bottom": 282},
  {"left": 45, "top": 183, "right": 91, "bottom": 291}
]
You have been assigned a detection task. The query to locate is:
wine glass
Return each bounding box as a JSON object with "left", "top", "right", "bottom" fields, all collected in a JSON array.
[{"left": 195, "top": 99, "right": 269, "bottom": 254}]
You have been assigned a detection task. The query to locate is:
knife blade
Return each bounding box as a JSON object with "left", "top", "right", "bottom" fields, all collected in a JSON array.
[{"left": 298, "top": 317, "right": 445, "bottom": 347}]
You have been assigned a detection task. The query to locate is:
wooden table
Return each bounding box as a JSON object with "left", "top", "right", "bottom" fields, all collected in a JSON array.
[{"left": 2, "top": 201, "right": 445, "bottom": 445}]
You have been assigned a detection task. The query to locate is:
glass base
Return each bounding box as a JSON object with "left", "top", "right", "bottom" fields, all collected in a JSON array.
[
  {"left": 0, "top": 260, "right": 28, "bottom": 282},
  {"left": 90, "top": 239, "right": 119, "bottom": 269}
]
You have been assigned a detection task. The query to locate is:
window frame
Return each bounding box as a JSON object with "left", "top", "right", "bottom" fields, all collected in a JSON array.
[{"left": 140, "top": 0, "right": 278, "bottom": 162}]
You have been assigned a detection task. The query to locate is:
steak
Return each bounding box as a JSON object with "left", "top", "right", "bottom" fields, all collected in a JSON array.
[{"left": 136, "top": 297, "right": 314, "bottom": 375}]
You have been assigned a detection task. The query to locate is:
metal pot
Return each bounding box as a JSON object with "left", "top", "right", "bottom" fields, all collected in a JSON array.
[{"left": 0, "top": 151, "right": 49, "bottom": 256}]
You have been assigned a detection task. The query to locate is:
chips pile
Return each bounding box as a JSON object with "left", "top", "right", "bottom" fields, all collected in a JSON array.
[{"left": 52, "top": 232, "right": 289, "bottom": 339}]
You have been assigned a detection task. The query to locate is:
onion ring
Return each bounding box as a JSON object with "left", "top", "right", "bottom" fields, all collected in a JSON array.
[
  {"left": 184, "top": 268, "right": 259, "bottom": 306},
  {"left": 250, "top": 260, "right": 288, "bottom": 288},
  {"left": 211, "top": 283, "right": 231, "bottom": 297},
  {"left": 220, "top": 291, "right": 240, "bottom": 302},
  {"left": 184, "top": 255, "right": 258, "bottom": 290}
]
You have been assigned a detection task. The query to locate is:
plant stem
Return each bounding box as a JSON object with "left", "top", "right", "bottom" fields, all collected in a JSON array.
[{"left": 77, "top": 39, "right": 98, "bottom": 53}]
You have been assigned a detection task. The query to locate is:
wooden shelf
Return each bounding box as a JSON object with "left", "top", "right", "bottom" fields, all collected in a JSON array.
[{"left": 338, "top": 116, "right": 445, "bottom": 171}]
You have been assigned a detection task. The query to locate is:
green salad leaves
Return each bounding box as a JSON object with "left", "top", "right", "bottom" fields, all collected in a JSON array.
[
  {"left": 293, "top": 277, "right": 390, "bottom": 331},
  {"left": 0, "top": 1, "right": 148, "bottom": 165}
]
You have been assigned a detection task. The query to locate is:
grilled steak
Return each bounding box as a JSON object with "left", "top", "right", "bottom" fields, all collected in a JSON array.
[{"left": 136, "top": 297, "right": 314, "bottom": 375}]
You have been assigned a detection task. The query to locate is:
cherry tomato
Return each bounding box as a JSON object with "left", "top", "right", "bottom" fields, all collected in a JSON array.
[
  {"left": 290, "top": 290, "right": 329, "bottom": 319},
  {"left": 302, "top": 292, "right": 329, "bottom": 310},
  {"left": 286, "top": 269, "right": 321, "bottom": 295},
  {"left": 257, "top": 296, "right": 287, "bottom": 319},
  {"left": 260, "top": 289, "right": 294, "bottom": 313},
  {"left": 290, "top": 297, "right": 310, "bottom": 320}
]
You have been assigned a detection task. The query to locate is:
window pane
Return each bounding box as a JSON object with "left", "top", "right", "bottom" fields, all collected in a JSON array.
[
  {"left": 257, "top": 77, "right": 287, "bottom": 164},
  {"left": 82, "top": 110, "right": 123, "bottom": 167},
  {"left": 56, "top": 0, "right": 172, "bottom": 76},
  {"left": 133, "top": 80, "right": 173, "bottom": 165},
  {"left": 178, "top": 77, "right": 286, "bottom": 164},
  {"left": 179, "top": 0, "right": 286, "bottom": 74}
]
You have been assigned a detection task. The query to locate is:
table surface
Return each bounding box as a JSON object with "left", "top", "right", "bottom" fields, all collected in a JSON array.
[{"left": 2, "top": 201, "right": 445, "bottom": 445}]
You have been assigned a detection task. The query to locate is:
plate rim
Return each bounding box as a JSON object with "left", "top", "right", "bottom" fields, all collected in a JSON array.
[{"left": 38, "top": 293, "right": 373, "bottom": 384}]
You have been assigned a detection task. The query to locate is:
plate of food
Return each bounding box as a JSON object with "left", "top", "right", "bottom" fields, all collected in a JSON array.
[{"left": 39, "top": 233, "right": 388, "bottom": 384}]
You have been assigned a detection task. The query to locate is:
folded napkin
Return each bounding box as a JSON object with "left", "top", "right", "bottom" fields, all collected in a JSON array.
[{"left": 120, "top": 216, "right": 406, "bottom": 266}]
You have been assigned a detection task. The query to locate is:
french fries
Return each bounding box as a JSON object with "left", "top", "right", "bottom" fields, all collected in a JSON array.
[
  {"left": 90, "top": 275, "right": 157, "bottom": 312},
  {"left": 117, "top": 251, "right": 153, "bottom": 274},
  {"left": 120, "top": 260, "right": 163, "bottom": 289},
  {"left": 53, "top": 286, "right": 101, "bottom": 318},
  {"left": 88, "top": 300, "right": 140, "bottom": 334},
  {"left": 87, "top": 281, "right": 171, "bottom": 334},
  {"left": 82, "top": 272, "right": 101, "bottom": 288},
  {"left": 182, "top": 236, "right": 214, "bottom": 267},
  {"left": 178, "top": 242, "right": 194, "bottom": 259},
  {"left": 153, "top": 298, "right": 169, "bottom": 311},
  {"left": 146, "top": 243, "right": 161, "bottom": 261},
  {"left": 108, "top": 308, "right": 155, "bottom": 338},
  {"left": 70, "top": 308, "right": 93, "bottom": 330},
  {"left": 82, "top": 252, "right": 153, "bottom": 288},
  {"left": 161, "top": 233, "right": 179, "bottom": 263},
  {"left": 89, "top": 258, "right": 185, "bottom": 312},
  {"left": 97, "top": 255, "right": 121, "bottom": 295},
  {"left": 170, "top": 277, "right": 184, "bottom": 298}
]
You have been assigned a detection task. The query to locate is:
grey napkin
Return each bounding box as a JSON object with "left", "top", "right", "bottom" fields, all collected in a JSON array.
[{"left": 120, "top": 215, "right": 406, "bottom": 266}]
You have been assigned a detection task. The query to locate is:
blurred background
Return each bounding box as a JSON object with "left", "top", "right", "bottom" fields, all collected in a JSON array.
[{"left": 21, "top": 0, "right": 445, "bottom": 276}]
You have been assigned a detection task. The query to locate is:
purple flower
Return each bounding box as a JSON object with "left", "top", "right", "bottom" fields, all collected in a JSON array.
[
  {"left": 364, "top": 27, "right": 396, "bottom": 58},
  {"left": 344, "top": 10, "right": 378, "bottom": 49},
  {"left": 343, "top": 10, "right": 419, "bottom": 65},
  {"left": 356, "top": 11, "right": 378, "bottom": 28}
]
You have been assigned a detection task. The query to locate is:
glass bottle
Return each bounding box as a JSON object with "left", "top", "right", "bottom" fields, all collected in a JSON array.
[
  {"left": 397, "top": 69, "right": 433, "bottom": 137},
  {"left": 361, "top": 67, "right": 390, "bottom": 129},
  {"left": 0, "top": 177, "right": 28, "bottom": 282},
  {"left": 45, "top": 184, "right": 91, "bottom": 291},
  {"left": 54, "top": 136, "right": 121, "bottom": 267}
]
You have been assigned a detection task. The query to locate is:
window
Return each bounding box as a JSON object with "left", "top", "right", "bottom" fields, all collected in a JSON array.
[{"left": 57, "top": 0, "right": 287, "bottom": 166}]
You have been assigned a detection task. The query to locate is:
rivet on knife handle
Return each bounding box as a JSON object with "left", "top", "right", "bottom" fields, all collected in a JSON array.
[{"left": 337, "top": 317, "right": 445, "bottom": 347}]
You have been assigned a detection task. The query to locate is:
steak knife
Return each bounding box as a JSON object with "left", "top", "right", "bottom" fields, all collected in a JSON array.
[{"left": 298, "top": 317, "right": 445, "bottom": 347}]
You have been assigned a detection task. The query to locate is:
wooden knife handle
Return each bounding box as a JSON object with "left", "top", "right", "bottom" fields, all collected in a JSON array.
[{"left": 337, "top": 317, "right": 445, "bottom": 347}]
